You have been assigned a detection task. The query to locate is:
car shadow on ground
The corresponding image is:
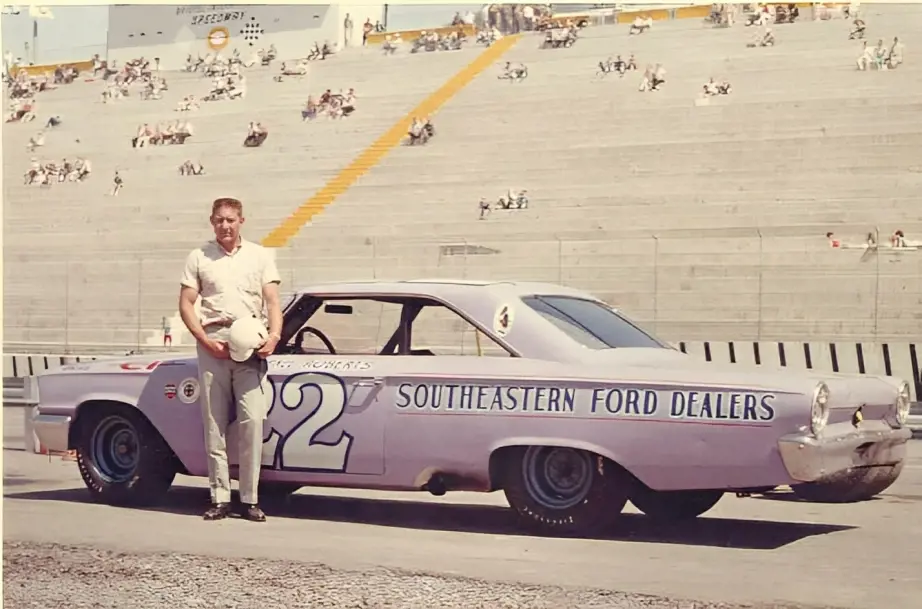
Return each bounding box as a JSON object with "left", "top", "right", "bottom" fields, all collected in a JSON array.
[
  {"left": 5, "top": 485, "right": 854, "bottom": 550},
  {"left": 749, "top": 489, "right": 882, "bottom": 503},
  {"left": 755, "top": 489, "right": 922, "bottom": 504}
]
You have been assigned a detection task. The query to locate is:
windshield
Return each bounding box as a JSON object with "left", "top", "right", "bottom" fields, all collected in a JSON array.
[{"left": 521, "top": 295, "right": 667, "bottom": 350}]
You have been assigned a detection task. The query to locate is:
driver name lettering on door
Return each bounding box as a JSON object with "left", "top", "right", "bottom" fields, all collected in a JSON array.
[{"left": 271, "top": 359, "right": 371, "bottom": 371}]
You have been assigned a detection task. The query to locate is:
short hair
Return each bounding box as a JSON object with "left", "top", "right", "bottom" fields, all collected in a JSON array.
[{"left": 212, "top": 197, "right": 243, "bottom": 217}]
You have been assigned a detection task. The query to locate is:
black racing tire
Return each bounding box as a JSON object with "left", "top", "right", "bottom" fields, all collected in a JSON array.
[
  {"left": 628, "top": 484, "right": 724, "bottom": 521},
  {"left": 75, "top": 403, "right": 176, "bottom": 506},
  {"left": 856, "top": 461, "right": 904, "bottom": 497},
  {"left": 791, "top": 462, "right": 905, "bottom": 503},
  {"left": 501, "top": 445, "right": 629, "bottom": 535}
]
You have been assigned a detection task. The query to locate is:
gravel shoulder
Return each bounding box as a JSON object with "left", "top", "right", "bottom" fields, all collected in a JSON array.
[{"left": 2, "top": 541, "right": 833, "bottom": 609}]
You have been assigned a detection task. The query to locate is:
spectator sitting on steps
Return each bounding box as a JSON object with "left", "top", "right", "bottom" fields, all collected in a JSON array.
[
  {"left": 179, "top": 160, "right": 205, "bottom": 176},
  {"left": 244, "top": 122, "right": 268, "bottom": 147},
  {"left": 703, "top": 77, "right": 732, "bottom": 96},
  {"left": 849, "top": 18, "right": 866, "bottom": 39},
  {"left": 382, "top": 33, "right": 402, "bottom": 54},
  {"left": 886, "top": 36, "right": 904, "bottom": 69},
  {"left": 639, "top": 64, "right": 665, "bottom": 92},
  {"left": 629, "top": 15, "right": 653, "bottom": 35},
  {"left": 27, "top": 130, "right": 44, "bottom": 152},
  {"left": 747, "top": 27, "right": 775, "bottom": 47},
  {"left": 478, "top": 197, "right": 491, "bottom": 219}
]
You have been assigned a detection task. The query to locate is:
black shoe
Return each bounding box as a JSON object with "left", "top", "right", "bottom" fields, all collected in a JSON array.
[
  {"left": 203, "top": 502, "right": 231, "bottom": 520},
  {"left": 240, "top": 503, "right": 266, "bottom": 522}
]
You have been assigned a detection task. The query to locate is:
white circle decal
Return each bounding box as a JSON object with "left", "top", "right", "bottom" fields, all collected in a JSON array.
[
  {"left": 179, "top": 377, "right": 201, "bottom": 404},
  {"left": 493, "top": 303, "right": 515, "bottom": 337}
]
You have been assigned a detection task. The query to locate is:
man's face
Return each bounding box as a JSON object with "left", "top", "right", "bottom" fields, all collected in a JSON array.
[{"left": 211, "top": 205, "right": 244, "bottom": 248}]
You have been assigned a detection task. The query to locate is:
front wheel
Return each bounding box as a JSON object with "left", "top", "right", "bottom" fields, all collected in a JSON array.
[
  {"left": 75, "top": 404, "right": 177, "bottom": 506},
  {"left": 501, "top": 445, "right": 629, "bottom": 535},
  {"left": 628, "top": 485, "right": 724, "bottom": 521}
]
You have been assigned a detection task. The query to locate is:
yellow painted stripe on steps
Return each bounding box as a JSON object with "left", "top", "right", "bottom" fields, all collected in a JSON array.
[{"left": 261, "top": 34, "right": 522, "bottom": 248}]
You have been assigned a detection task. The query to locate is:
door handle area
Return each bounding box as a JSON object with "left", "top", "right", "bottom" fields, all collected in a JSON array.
[{"left": 346, "top": 377, "right": 386, "bottom": 413}]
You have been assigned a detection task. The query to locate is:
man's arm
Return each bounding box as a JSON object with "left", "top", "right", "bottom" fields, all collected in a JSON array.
[
  {"left": 257, "top": 248, "right": 283, "bottom": 357},
  {"left": 179, "top": 285, "right": 207, "bottom": 344},
  {"left": 178, "top": 250, "right": 205, "bottom": 340},
  {"left": 179, "top": 252, "right": 229, "bottom": 359},
  {"left": 264, "top": 281, "right": 282, "bottom": 338}
]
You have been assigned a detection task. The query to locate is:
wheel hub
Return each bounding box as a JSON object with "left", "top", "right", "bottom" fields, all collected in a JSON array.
[
  {"left": 90, "top": 416, "right": 140, "bottom": 484},
  {"left": 523, "top": 446, "right": 594, "bottom": 510}
]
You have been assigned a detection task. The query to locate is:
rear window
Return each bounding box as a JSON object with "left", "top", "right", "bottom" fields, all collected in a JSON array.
[{"left": 521, "top": 295, "right": 666, "bottom": 350}]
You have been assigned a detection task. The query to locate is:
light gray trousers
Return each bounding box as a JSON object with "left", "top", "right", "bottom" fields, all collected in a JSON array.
[{"left": 197, "top": 328, "right": 270, "bottom": 505}]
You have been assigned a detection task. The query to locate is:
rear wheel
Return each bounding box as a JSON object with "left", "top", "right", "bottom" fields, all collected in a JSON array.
[
  {"left": 75, "top": 404, "right": 176, "bottom": 506},
  {"left": 501, "top": 445, "right": 629, "bottom": 535},
  {"left": 628, "top": 485, "right": 724, "bottom": 521}
]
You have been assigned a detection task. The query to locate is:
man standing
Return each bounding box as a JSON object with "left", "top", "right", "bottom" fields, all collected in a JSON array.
[
  {"left": 161, "top": 315, "right": 172, "bottom": 348},
  {"left": 178, "top": 197, "right": 283, "bottom": 522},
  {"left": 343, "top": 12, "right": 353, "bottom": 47}
]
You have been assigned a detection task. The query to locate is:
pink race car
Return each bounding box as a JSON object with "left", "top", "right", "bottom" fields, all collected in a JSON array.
[{"left": 28, "top": 280, "right": 913, "bottom": 534}]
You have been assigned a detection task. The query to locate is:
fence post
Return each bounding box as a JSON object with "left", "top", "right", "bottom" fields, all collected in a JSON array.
[
  {"left": 757, "top": 230, "right": 764, "bottom": 341},
  {"left": 462, "top": 238, "right": 468, "bottom": 279},
  {"left": 873, "top": 225, "right": 881, "bottom": 338},
  {"left": 557, "top": 237, "right": 563, "bottom": 284},
  {"left": 136, "top": 256, "right": 143, "bottom": 350},
  {"left": 652, "top": 234, "right": 659, "bottom": 332},
  {"left": 372, "top": 236, "right": 378, "bottom": 280},
  {"left": 64, "top": 260, "right": 71, "bottom": 353}
]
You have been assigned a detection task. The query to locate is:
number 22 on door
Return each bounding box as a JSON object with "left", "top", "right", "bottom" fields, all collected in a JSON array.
[{"left": 261, "top": 371, "right": 355, "bottom": 472}]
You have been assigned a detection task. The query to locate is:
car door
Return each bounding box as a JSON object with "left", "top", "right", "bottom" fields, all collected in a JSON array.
[{"left": 226, "top": 354, "right": 387, "bottom": 476}]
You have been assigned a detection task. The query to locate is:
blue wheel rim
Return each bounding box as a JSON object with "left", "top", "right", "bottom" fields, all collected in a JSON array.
[
  {"left": 90, "top": 415, "right": 139, "bottom": 483},
  {"left": 522, "top": 446, "right": 593, "bottom": 510}
]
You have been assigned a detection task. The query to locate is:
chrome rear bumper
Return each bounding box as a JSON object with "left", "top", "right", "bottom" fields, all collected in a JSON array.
[
  {"left": 778, "top": 421, "right": 911, "bottom": 483},
  {"left": 32, "top": 413, "right": 72, "bottom": 452}
]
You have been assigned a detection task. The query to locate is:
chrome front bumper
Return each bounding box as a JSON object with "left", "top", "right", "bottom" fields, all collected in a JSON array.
[
  {"left": 32, "top": 413, "right": 73, "bottom": 452},
  {"left": 777, "top": 420, "right": 912, "bottom": 483}
]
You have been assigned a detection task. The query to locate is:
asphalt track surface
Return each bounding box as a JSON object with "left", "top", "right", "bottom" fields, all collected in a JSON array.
[{"left": 4, "top": 407, "right": 922, "bottom": 609}]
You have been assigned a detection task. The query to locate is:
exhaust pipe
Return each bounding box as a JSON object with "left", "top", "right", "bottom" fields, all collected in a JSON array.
[{"left": 424, "top": 473, "right": 447, "bottom": 496}]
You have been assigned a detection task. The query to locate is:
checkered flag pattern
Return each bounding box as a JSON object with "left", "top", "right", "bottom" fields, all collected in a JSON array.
[{"left": 241, "top": 17, "right": 263, "bottom": 46}]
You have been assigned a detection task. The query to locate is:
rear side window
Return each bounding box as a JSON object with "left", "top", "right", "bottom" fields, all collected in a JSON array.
[{"left": 521, "top": 295, "right": 666, "bottom": 350}]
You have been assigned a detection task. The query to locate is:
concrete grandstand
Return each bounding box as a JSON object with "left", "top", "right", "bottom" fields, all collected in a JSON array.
[{"left": 3, "top": 3, "right": 920, "bottom": 359}]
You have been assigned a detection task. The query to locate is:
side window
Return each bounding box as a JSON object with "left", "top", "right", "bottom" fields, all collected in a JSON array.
[
  {"left": 299, "top": 299, "right": 401, "bottom": 355},
  {"left": 410, "top": 304, "right": 510, "bottom": 357}
]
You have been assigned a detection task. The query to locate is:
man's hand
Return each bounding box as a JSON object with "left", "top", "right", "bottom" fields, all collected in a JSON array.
[
  {"left": 204, "top": 338, "right": 230, "bottom": 360},
  {"left": 256, "top": 334, "right": 279, "bottom": 358}
]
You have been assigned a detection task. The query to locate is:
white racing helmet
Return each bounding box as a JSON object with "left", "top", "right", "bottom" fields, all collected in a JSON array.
[{"left": 228, "top": 316, "right": 268, "bottom": 362}]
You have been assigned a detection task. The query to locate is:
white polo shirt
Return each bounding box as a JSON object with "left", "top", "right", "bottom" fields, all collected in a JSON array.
[{"left": 180, "top": 237, "right": 281, "bottom": 327}]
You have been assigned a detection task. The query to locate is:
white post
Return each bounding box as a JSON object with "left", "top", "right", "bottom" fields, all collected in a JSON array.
[{"left": 23, "top": 405, "right": 42, "bottom": 454}]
